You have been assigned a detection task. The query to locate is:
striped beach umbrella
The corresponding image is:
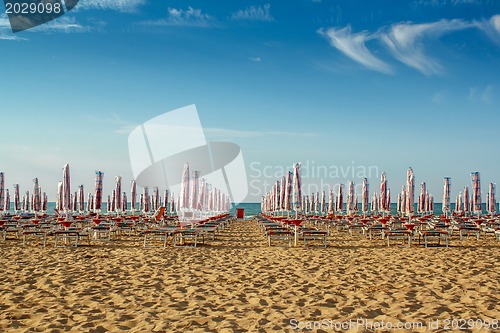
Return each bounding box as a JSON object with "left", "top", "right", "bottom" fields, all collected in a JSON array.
[
  {"left": 62, "top": 164, "right": 71, "bottom": 212},
  {"left": 130, "top": 180, "right": 137, "bottom": 212},
  {"left": 320, "top": 191, "right": 326, "bottom": 215},
  {"left": 371, "top": 191, "right": 378, "bottom": 213},
  {"left": 170, "top": 193, "right": 176, "bottom": 214},
  {"left": 13, "top": 184, "right": 20, "bottom": 212},
  {"left": 284, "top": 171, "right": 292, "bottom": 213},
  {"left": 380, "top": 172, "right": 388, "bottom": 213},
  {"left": 406, "top": 167, "right": 415, "bottom": 218},
  {"left": 33, "top": 178, "right": 41, "bottom": 212},
  {"left": 455, "top": 192, "right": 462, "bottom": 213},
  {"left": 94, "top": 171, "right": 104, "bottom": 213},
  {"left": 143, "top": 186, "right": 150, "bottom": 213},
  {"left": 463, "top": 186, "right": 470, "bottom": 214},
  {"left": 279, "top": 175, "right": 286, "bottom": 212},
  {"left": 488, "top": 183, "right": 496, "bottom": 215},
  {"left": 362, "top": 178, "right": 369, "bottom": 216},
  {"left": 164, "top": 190, "right": 170, "bottom": 212},
  {"left": 122, "top": 192, "right": 127, "bottom": 211},
  {"left": 292, "top": 162, "right": 302, "bottom": 217},
  {"left": 87, "top": 193, "right": 93, "bottom": 212},
  {"left": 107, "top": 194, "right": 112, "bottom": 213},
  {"left": 418, "top": 182, "right": 426, "bottom": 214},
  {"left": 42, "top": 192, "right": 47, "bottom": 212},
  {"left": 190, "top": 171, "right": 199, "bottom": 211},
  {"left": 471, "top": 172, "right": 481, "bottom": 216},
  {"left": 115, "top": 176, "right": 122, "bottom": 212},
  {"left": 347, "top": 181, "right": 355, "bottom": 214},
  {"left": 336, "top": 184, "right": 344, "bottom": 214},
  {"left": 4, "top": 189, "right": 10, "bottom": 212},
  {"left": 78, "top": 185, "right": 85, "bottom": 213},
  {"left": 442, "top": 177, "right": 451, "bottom": 217},
  {"left": 314, "top": 192, "right": 319, "bottom": 214},
  {"left": 328, "top": 190, "right": 334, "bottom": 214},
  {"left": 179, "top": 163, "right": 190, "bottom": 212}
]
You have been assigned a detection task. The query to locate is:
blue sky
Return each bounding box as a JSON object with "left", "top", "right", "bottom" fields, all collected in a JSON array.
[{"left": 0, "top": 0, "right": 499, "bottom": 204}]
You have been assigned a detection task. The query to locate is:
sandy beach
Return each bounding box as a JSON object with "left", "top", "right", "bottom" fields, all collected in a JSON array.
[{"left": 1, "top": 219, "right": 500, "bottom": 333}]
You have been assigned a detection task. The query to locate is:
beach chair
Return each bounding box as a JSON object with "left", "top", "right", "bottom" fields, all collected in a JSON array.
[
  {"left": 143, "top": 227, "right": 176, "bottom": 248},
  {"left": 421, "top": 230, "right": 449, "bottom": 248},
  {"left": 385, "top": 229, "right": 412, "bottom": 248},
  {"left": 301, "top": 228, "right": 328, "bottom": 248}
]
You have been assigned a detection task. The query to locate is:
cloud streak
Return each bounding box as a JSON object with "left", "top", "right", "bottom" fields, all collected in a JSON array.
[
  {"left": 318, "top": 26, "right": 393, "bottom": 74},
  {"left": 75, "top": 0, "right": 147, "bottom": 13},
  {"left": 230, "top": 4, "right": 274, "bottom": 21},
  {"left": 204, "top": 128, "right": 318, "bottom": 139},
  {"left": 320, "top": 16, "right": 497, "bottom": 75},
  {"left": 140, "top": 7, "right": 217, "bottom": 28},
  {"left": 380, "top": 19, "right": 471, "bottom": 75}
]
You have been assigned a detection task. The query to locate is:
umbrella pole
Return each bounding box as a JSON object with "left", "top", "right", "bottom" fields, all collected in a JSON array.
[{"left": 294, "top": 224, "right": 298, "bottom": 247}]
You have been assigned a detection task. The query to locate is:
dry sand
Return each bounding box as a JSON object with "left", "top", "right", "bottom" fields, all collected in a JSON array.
[{"left": 1, "top": 220, "right": 500, "bottom": 333}]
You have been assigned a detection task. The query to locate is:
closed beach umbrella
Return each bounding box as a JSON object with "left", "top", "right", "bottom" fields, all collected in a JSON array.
[
  {"left": 397, "top": 193, "right": 402, "bottom": 214},
  {"left": 33, "top": 178, "right": 41, "bottom": 212},
  {"left": 94, "top": 171, "right": 104, "bottom": 213},
  {"left": 279, "top": 175, "right": 286, "bottom": 212},
  {"left": 337, "top": 184, "right": 344, "bottom": 214},
  {"left": 284, "top": 172, "right": 292, "bottom": 213},
  {"left": 314, "top": 192, "right": 320, "bottom": 214},
  {"left": 442, "top": 177, "right": 451, "bottom": 217},
  {"left": 0, "top": 172, "right": 4, "bottom": 211},
  {"left": 418, "top": 182, "right": 426, "bottom": 214},
  {"left": 4, "top": 189, "right": 10, "bottom": 212},
  {"left": 320, "top": 191, "right": 326, "bottom": 215},
  {"left": 164, "top": 190, "right": 170, "bottom": 212},
  {"left": 13, "top": 184, "right": 20, "bottom": 212},
  {"left": 139, "top": 194, "right": 144, "bottom": 213},
  {"left": 122, "top": 192, "right": 127, "bottom": 211},
  {"left": 471, "top": 172, "right": 481, "bottom": 216},
  {"left": 362, "top": 178, "right": 369, "bottom": 215},
  {"left": 463, "top": 186, "right": 470, "bottom": 214},
  {"left": 143, "top": 186, "right": 150, "bottom": 213},
  {"left": 328, "top": 190, "right": 334, "bottom": 214},
  {"left": 115, "top": 176, "right": 122, "bottom": 212},
  {"left": 78, "top": 185, "right": 85, "bottom": 213},
  {"left": 180, "top": 163, "right": 190, "bottom": 211},
  {"left": 406, "top": 168, "right": 415, "bottom": 218},
  {"left": 190, "top": 171, "right": 199, "bottom": 211},
  {"left": 107, "top": 194, "right": 112, "bottom": 213},
  {"left": 488, "top": 183, "right": 496, "bottom": 215},
  {"left": 62, "top": 164, "right": 71, "bottom": 212},
  {"left": 170, "top": 193, "right": 176, "bottom": 214},
  {"left": 292, "top": 162, "right": 302, "bottom": 217},
  {"left": 455, "top": 192, "right": 462, "bottom": 213},
  {"left": 87, "top": 193, "right": 93, "bottom": 212},
  {"left": 130, "top": 180, "right": 137, "bottom": 212},
  {"left": 56, "top": 181, "right": 63, "bottom": 211},
  {"left": 380, "top": 172, "right": 387, "bottom": 213},
  {"left": 347, "top": 181, "right": 355, "bottom": 214}
]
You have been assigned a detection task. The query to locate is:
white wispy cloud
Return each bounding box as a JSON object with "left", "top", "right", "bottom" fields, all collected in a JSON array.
[
  {"left": 379, "top": 19, "right": 471, "bottom": 75},
  {"left": 0, "top": 14, "right": 26, "bottom": 40},
  {"left": 204, "top": 128, "right": 318, "bottom": 139},
  {"left": 140, "top": 7, "right": 216, "bottom": 28},
  {"left": 75, "top": 0, "right": 147, "bottom": 13},
  {"left": 249, "top": 57, "right": 261, "bottom": 62},
  {"left": 469, "top": 85, "right": 495, "bottom": 104},
  {"left": 30, "top": 16, "right": 89, "bottom": 33},
  {"left": 475, "top": 14, "right": 500, "bottom": 45},
  {"left": 230, "top": 4, "right": 273, "bottom": 21},
  {"left": 317, "top": 26, "right": 393, "bottom": 74}
]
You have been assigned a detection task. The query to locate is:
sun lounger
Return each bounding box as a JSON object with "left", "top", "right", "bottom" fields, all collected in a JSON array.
[
  {"left": 421, "top": 230, "right": 449, "bottom": 248},
  {"left": 459, "top": 225, "right": 480, "bottom": 240},
  {"left": 143, "top": 227, "right": 175, "bottom": 248},
  {"left": 267, "top": 229, "right": 291, "bottom": 247},
  {"left": 385, "top": 230, "right": 412, "bottom": 248},
  {"left": 301, "top": 229, "right": 328, "bottom": 248},
  {"left": 173, "top": 228, "right": 202, "bottom": 248},
  {"left": 54, "top": 229, "right": 90, "bottom": 248}
]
